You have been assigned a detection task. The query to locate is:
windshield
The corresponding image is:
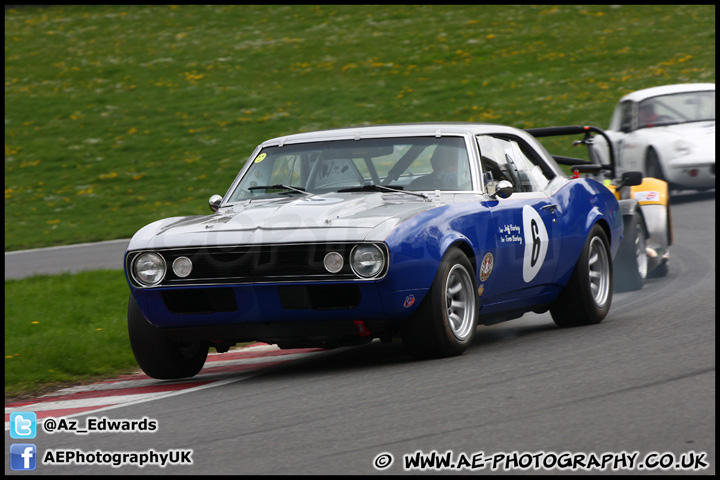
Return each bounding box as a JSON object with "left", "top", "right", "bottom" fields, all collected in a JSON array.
[
  {"left": 227, "top": 136, "right": 472, "bottom": 201},
  {"left": 637, "top": 90, "right": 715, "bottom": 128}
]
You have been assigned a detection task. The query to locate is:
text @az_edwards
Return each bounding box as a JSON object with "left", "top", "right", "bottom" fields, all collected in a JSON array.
[{"left": 42, "top": 416, "right": 157, "bottom": 435}]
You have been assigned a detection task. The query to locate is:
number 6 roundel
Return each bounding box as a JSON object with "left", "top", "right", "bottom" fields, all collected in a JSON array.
[{"left": 522, "top": 205, "right": 549, "bottom": 283}]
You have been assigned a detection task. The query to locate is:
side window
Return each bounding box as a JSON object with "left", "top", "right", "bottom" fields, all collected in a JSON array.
[
  {"left": 509, "top": 141, "right": 551, "bottom": 192},
  {"left": 477, "top": 135, "right": 551, "bottom": 193},
  {"left": 477, "top": 135, "right": 522, "bottom": 192},
  {"left": 477, "top": 135, "right": 519, "bottom": 191}
]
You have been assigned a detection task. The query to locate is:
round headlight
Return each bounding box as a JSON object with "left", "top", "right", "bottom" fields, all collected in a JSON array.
[
  {"left": 350, "top": 244, "right": 385, "bottom": 278},
  {"left": 172, "top": 256, "right": 193, "bottom": 278},
  {"left": 133, "top": 252, "right": 166, "bottom": 286},
  {"left": 323, "top": 252, "right": 344, "bottom": 273}
]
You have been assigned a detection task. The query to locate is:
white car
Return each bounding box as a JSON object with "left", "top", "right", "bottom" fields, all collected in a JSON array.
[{"left": 602, "top": 83, "right": 715, "bottom": 191}]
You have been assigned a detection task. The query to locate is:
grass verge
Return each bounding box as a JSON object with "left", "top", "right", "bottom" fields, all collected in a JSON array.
[{"left": 5, "top": 270, "right": 138, "bottom": 400}]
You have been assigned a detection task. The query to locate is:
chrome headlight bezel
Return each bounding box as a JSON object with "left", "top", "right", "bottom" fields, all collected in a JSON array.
[
  {"left": 350, "top": 244, "right": 386, "bottom": 278},
  {"left": 131, "top": 252, "right": 167, "bottom": 287}
]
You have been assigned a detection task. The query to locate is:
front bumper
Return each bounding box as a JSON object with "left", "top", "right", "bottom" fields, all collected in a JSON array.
[
  {"left": 130, "top": 281, "right": 429, "bottom": 344},
  {"left": 665, "top": 155, "right": 715, "bottom": 189}
]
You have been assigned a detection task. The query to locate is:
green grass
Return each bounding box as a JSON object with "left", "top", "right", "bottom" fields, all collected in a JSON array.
[
  {"left": 5, "top": 4, "right": 715, "bottom": 251},
  {"left": 3, "top": 5, "right": 715, "bottom": 398},
  {"left": 5, "top": 271, "right": 138, "bottom": 399}
]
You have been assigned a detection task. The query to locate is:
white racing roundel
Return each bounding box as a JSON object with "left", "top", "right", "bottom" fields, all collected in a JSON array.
[{"left": 522, "top": 205, "right": 548, "bottom": 283}]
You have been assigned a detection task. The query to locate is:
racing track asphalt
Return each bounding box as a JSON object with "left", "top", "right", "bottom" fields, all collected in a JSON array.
[
  {"left": 4, "top": 238, "right": 130, "bottom": 280},
  {"left": 3, "top": 189, "right": 715, "bottom": 475}
]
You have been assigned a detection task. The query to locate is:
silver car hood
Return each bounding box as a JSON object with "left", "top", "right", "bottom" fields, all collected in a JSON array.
[{"left": 127, "top": 192, "right": 442, "bottom": 250}]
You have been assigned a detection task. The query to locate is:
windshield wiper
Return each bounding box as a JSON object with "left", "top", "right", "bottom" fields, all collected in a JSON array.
[
  {"left": 247, "top": 184, "right": 328, "bottom": 202},
  {"left": 338, "top": 184, "right": 429, "bottom": 201},
  {"left": 248, "top": 184, "right": 309, "bottom": 195}
]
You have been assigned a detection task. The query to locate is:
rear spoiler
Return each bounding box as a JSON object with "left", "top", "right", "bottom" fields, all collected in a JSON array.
[{"left": 525, "top": 125, "right": 616, "bottom": 179}]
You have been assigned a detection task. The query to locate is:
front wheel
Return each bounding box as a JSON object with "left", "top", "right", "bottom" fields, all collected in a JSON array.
[
  {"left": 128, "top": 295, "right": 208, "bottom": 379},
  {"left": 401, "top": 248, "right": 479, "bottom": 359},
  {"left": 551, "top": 225, "right": 613, "bottom": 327}
]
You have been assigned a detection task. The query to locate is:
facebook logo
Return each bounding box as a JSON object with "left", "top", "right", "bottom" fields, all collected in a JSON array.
[
  {"left": 10, "top": 412, "right": 37, "bottom": 439},
  {"left": 10, "top": 444, "right": 37, "bottom": 471}
]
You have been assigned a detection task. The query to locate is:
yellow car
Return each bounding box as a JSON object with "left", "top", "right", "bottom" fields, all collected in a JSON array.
[{"left": 527, "top": 125, "right": 672, "bottom": 292}]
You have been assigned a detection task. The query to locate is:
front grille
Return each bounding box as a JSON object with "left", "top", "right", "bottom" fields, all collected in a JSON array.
[{"left": 127, "top": 243, "right": 387, "bottom": 286}]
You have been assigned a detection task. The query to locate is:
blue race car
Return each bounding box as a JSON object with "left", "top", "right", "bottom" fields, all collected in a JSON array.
[{"left": 125, "top": 123, "right": 628, "bottom": 379}]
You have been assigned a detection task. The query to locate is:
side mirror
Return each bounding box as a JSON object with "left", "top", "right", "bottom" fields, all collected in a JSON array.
[
  {"left": 209, "top": 194, "right": 223, "bottom": 212},
  {"left": 619, "top": 171, "right": 643, "bottom": 188},
  {"left": 489, "top": 180, "right": 514, "bottom": 199}
]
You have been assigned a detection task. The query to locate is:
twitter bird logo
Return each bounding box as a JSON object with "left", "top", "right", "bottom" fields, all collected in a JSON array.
[{"left": 10, "top": 412, "right": 37, "bottom": 439}]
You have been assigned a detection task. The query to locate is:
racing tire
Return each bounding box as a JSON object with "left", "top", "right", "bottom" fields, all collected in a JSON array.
[
  {"left": 614, "top": 213, "right": 647, "bottom": 292},
  {"left": 648, "top": 259, "right": 669, "bottom": 278},
  {"left": 647, "top": 203, "right": 671, "bottom": 279},
  {"left": 128, "top": 295, "right": 208, "bottom": 379},
  {"left": 400, "top": 248, "right": 479, "bottom": 360},
  {"left": 550, "top": 224, "right": 613, "bottom": 328}
]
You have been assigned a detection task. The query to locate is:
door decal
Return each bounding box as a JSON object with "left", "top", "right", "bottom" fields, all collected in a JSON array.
[{"left": 522, "top": 205, "right": 548, "bottom": 283}]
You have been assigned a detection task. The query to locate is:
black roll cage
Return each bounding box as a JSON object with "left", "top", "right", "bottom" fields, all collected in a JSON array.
[{"left": 525, "top": 125, "right": 616, "bottom": 179}]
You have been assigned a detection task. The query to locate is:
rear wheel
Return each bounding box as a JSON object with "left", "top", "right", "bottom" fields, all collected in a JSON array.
[
  {"left": 128, "top": 295, "right": 208, "bottom": 379},
  {"left": 401, "top": 248, "right": 479, "bottom": 359},
  {"left": 551, "top": 225, "right": 613, "bottom": 327},
  {"left": 614, "top": 213, "right": 647, "bottom": 292}
]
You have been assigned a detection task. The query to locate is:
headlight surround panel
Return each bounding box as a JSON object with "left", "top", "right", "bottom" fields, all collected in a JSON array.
[{"left": 126, "top": 242, "right": 389, "bottom": 288}]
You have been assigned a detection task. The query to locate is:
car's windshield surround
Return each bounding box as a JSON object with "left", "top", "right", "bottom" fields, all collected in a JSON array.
[{"left": 225, "top": 135, "right": 476, "bottom": 203}]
